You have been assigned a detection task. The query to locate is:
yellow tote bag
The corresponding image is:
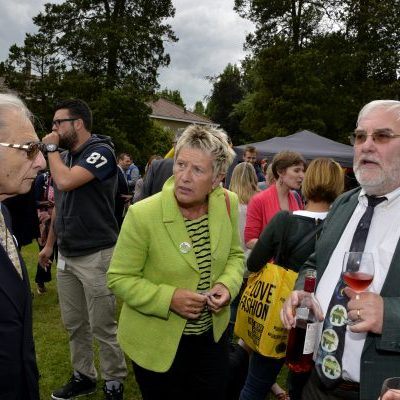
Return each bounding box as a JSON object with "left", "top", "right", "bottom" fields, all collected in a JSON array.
[{"left": 234, "top": 263, "right": 298, "bottom": 358}]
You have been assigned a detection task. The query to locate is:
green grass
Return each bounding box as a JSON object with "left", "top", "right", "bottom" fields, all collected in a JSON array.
[
  {"left": 23, "top": 242, "right": 288, "bottom": 399},
  {"left": 22, "top": 243, "right": 142, "bottom": 400}
]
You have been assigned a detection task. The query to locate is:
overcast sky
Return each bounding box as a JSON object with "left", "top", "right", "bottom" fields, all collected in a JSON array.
[{"left": 0, "top": 0, "right": 254, "bottom": 108}]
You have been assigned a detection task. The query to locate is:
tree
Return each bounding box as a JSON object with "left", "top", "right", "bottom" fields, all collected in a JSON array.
[
  {"left": 193, "top": 101, "right": 205, "bottom": 115},
  {"left": 157, "top": 88, "right": 185, "bottom": 107},
  {"left": 234, "top": 0, "right": 340, "bottom": 53},
  {"left": 206, "top": 64, "right": 247, "bottom": 145},
  {"left": 33, "top": 0, "right": 177, "bottom": 90},
  {"left": 2, "top": 0, "right": 178, "bottom": 162},
  {"left": 234, "top": 0, "right": 400, "bottom": 142}
]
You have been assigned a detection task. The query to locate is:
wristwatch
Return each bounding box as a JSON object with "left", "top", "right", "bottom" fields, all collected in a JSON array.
[{"left": 45, "top": 143, "right": 59, "bottom": 153}]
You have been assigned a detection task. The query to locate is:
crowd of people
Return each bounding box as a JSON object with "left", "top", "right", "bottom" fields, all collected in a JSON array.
[{"left": 1, "top": 91, "right": 400, "bottom": 400}]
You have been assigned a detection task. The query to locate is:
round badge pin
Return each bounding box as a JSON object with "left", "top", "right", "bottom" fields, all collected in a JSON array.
[
  {"left": 179, "top": 242, "right": 192, "bottom": 254},
  {"left": 329, "top": 304, "right": 347, "bottom": 327}
]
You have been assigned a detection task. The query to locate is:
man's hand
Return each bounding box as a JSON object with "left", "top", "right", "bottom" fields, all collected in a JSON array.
[
  {"left": 38, "top": 245, "right": 53, "bottom": 269},
  {"left": 42, "top": 131, "right": 60, "bottom": 146},
  {"left": 344, "top": 287, "right": 384, "bottom": 334},
  {"left": 121, "top": 194, "right": 133, "bottom": 203},
  {"left": 280, "top": 290, "right": 324, "bottom": 329},
  {"left": 206, "top": 283, "right": 231, "bottom": 313},
  {"left": 38, "top": 211, "right": 51, "bottom": 223},
  {"left": 170, "top": 288, "right": 208, "bottom": 319}
]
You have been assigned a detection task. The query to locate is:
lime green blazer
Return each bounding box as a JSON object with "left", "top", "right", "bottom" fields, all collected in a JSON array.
[{"left": 107, "top": 177, "right": 244, "bottom": 372}]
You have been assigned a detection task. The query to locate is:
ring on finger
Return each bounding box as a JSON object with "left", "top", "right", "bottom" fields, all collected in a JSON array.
[
  {"left": 355, "top": 294, "right": 360, "bottom": 301},
  {"left": 357, "top": 309, "right": 361, "bottom": 319}
]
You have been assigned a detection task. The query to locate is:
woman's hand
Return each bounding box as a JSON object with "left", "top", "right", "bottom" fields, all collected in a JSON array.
[
  {"left": 38, "top": 245, "right": 53, "bottom": 269},
  {"left": 170, "top": 288, "right": 208, "bottom": 320},
  {"left": 206, "top": 283, "right": 231, "bottom": 313}
]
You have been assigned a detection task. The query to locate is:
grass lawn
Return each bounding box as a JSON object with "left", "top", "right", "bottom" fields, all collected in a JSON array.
[
  {"left": 23, "top": 242, "right": 288, "bottom": 400},
  {"left": 22, "top": 243, "right": 142, "bottom": 399}
]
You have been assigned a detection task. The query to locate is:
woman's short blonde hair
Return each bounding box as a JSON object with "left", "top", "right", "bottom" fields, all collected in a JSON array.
[
  {"left": 302, "top": 158, "right": 344, "bottom": 204},
  {"left": 271, "top": 151, "right": 306, "bottom": 180},
  {"left": 175, "top": 125, "right": 235, "bottom": 177},
  {"left": 229, "top": 162, "right": 259, "bottom": 204}
]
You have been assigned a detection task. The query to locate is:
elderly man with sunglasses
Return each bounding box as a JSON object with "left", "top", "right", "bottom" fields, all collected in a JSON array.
[
  {"left": 0, "top": 93, "right": 46, "bottom": 399},
  {"left": 281, "top": 100, "right": 400, "bottom": 400},
  {"left": 39, "top": 99, "right": 127, "bottom": 400}
]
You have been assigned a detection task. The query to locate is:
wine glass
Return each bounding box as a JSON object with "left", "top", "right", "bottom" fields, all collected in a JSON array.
[
  {"left": 380, "top": 377, "right": 400, "bottom": 399},
  {"left": 342, "top": 251, "right": 374, "bottom": 324}
]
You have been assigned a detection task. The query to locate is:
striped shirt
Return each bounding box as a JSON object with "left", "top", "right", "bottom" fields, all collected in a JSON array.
[{"left": 183, "top": 214, "right": 213, "bottom": 335}]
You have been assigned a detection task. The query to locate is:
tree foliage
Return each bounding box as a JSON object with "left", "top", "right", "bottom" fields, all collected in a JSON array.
[
  {"left": 233, "top": 0, "right": 400, "bottom": 143},
  {"left": 157, "top": 88, "right": 185, "bottom": 107},
  {"left": 33, "top": 0, "right": 177, "bottom": 90},
  {"left": 206, "top": 64, "right": 247, "bottom": 145},
  {"left": 193, "top": 101, "right": 205, "bottom": 115},
  {"left": 2, "top": 0, "right": 177, "bottom": 165}
]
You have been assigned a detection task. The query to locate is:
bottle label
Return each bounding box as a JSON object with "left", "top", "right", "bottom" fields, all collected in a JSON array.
[
  {"left": 303, "top": 322, "right": 319, "bottom": 354},
  {"left": 296, "top": 307, "right": 309, "bottom": 320}
]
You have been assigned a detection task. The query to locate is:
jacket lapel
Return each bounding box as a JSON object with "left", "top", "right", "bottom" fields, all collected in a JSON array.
[
  {"left": 161, "top": 177, "right": 199, "bottom": 272},
  {"left": 317, "top": 191, "right": 359, "bottom": 281},
  {"left": 208, "top": 187, "right": 226, "bottom": 259},
  {"left": 0, "top": 242, "right": 26, "bottom": 318}
]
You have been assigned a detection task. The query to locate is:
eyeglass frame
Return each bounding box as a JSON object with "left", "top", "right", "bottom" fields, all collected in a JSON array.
[
  {"left": 0, "top": 141, "right": 45, "bottom": 160},
  {"left": 52, "top": 118, "right": 78, "bottom": 127},
  {"left": 349, "top": 129, "right": 400, "bottom": 146}
]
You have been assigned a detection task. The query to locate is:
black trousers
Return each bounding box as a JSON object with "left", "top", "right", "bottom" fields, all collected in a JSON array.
[{"left": 132, "top": 329, "right": 229, "bottom": 400}]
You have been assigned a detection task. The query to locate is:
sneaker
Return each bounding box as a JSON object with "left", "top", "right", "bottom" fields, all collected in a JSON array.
[
  {"left": 36, "top": 283, "right": 47, "bottom": 294},
  {"left": 51, "top": 372, "right": 96, "bottom": 399},
  {"left": 103, "top": 382, "right": 124, "bottom": 400}
]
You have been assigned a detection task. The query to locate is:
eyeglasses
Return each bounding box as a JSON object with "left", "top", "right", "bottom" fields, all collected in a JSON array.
[
  {"left": 52, "top": 118, "right": 77, "bottom": 127},
  {"left": 0, "top": 141, "right": 45, "bottom": 160},
  {"left": 349, "top": 130, "right": 400, "bottom": 145}
]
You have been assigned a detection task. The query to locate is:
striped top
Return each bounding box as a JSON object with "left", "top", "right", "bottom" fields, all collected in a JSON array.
[{"left": 183, "top": 214, "right": 213, "bottom": 335}]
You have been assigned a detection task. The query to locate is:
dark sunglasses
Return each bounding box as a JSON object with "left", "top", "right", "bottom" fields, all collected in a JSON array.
[
  {"left": 0, "top": 141, "right": 45, "bottom": 160},
  {"left": 52, "top": 118, "right": 78, "bottom": 127}
]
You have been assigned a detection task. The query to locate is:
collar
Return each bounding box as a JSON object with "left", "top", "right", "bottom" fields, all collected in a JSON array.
[{"left": 358, "top": 186, "right": 400, "bottom": 207}]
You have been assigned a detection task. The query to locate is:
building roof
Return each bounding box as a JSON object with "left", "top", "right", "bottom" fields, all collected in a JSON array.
[{"left": 147, "top": 98, "right": 216, "bottom": 126}]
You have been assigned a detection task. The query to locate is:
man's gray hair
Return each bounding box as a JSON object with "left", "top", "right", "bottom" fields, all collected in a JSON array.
[
  {"left": 357, "top": 100, "right": 400, "bottom": 125},
  {"left": 0, "top": 93, "right": 32, "bottom": 131},
  {"left": 175, "top": 125, "right": 235, "bottom": 177}
]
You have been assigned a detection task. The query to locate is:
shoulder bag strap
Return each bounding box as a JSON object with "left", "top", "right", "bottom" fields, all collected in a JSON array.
[
  {"left": 224, "top": 189, "right": 231, "bottom": 218},
  {"left": 290, "top": 220, "right": 324, "bottom": 255},
  {"left": 275, "top": 211, "right": 292, "bottom": 267}
]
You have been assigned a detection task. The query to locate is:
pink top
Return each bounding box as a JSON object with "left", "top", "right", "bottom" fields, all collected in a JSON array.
[{"left": 244, "top": 184, "right": 303, "bottom": 243}]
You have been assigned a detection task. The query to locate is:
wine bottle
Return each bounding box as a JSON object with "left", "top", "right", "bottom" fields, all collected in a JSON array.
[{"left": 286, "top": 269, "right": 320, "bottom": 373}]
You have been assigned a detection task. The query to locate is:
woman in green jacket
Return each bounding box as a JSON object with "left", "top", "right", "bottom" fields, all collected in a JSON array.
[{"left": 107, "top": 125, "right": 244, "bottom": 400}]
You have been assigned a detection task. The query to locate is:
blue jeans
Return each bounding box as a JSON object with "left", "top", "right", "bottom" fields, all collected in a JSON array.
[{"left": 239, "top": 352, "right": 285, "bottom": 400}]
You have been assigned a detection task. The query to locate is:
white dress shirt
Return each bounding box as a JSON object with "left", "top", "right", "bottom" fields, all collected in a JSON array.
[{"left": 315, "top": 186, "right": 400, "bottom": 382}]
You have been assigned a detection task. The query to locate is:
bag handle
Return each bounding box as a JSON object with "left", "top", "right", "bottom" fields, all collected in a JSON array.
[
  {"left": 224, "top": 189, "right": 231, "bottom": 218},
  {"left": 290, "top": 220, "right": 323, "bottom": 255},
  {"left": 275, "top": 211, "right": 292, "bottom": 266}
]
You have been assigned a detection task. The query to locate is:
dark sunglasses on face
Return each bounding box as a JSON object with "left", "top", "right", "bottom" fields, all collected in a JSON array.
[
  {"left": 52, "top": 118, "right": 77, "bottom": 127},
  {"left": 0, "top": 141, "right": 45, "bottom": 160},
  {"left": 349, "top": 129, "right": 400, "bottom": 145}
]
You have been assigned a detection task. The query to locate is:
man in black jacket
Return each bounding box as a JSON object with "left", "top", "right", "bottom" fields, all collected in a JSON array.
[{"left": 0, "top": 92, "right": 46, "bottom": 399}]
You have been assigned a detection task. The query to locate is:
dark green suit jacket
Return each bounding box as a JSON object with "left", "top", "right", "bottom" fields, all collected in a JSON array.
[{"left": 296, "top": 187, "right": 400, "bottom": 400}]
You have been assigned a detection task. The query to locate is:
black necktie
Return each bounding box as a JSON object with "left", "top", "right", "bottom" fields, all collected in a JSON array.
[{"left": 315, "top": 195, "right": 386, "bottom": 387}]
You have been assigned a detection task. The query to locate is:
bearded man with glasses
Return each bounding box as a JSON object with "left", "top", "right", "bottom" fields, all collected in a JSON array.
[
  {"left": 0, "top": 92, "right": 46, "bottom": 399},
  {"left": 39, "top": 99, "right": 127, "bottom": 400},
  {"left": 280, "top": 100, "right": 400, "bottom": 400}
]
